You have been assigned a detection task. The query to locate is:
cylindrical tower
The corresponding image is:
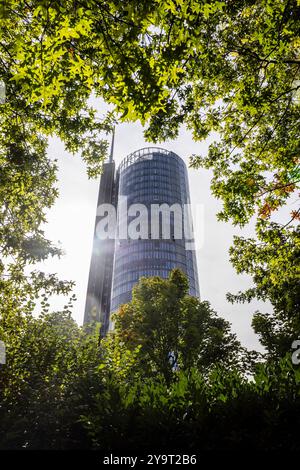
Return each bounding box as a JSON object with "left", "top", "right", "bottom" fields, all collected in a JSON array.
[{"left": 110, "top": 147, "right": 200, "bottom": 314}]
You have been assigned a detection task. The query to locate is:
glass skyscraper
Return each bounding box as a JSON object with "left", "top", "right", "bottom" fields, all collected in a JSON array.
[{"left": 84, "top": 146, "right": 200, "bottom": 335}]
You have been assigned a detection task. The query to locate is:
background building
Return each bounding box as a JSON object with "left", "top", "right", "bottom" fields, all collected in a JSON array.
[
  {"left": 83, "top": 138, "right": 117, "bottom": 334},
  {"left": 84, "top": 146, "right": 200, "bottom": 335}
]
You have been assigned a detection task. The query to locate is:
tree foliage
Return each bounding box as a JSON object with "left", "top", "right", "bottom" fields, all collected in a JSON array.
[
  {"left": 0, "top": 0, "right": 299, "bottom": 355},
  {"left": 0, "top": 307, "right": 101, "bottom": 449},
  {"left": 228, "top": 220, "right": 300, "bottom": 359},
  {"left": 0, "top": 271, "right": 299, "bottom": 451},
  {"left": 111, "top": 269, "right": 247, "bottom": 382},
  {"left": 0, "top": 1, "right": 300, "bottom": 450}
]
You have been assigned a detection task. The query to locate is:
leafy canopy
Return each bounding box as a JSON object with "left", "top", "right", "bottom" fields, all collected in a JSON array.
[
  {"left": 0, "top": 0, "right": 299, "bottom": 357},
  {"left": 110, "top": 269, "right": 247, "bottom": 382}
]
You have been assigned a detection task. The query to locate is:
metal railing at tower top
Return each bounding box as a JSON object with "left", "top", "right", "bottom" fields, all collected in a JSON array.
[{"left": 117, "top": 147, "right": 182, "bottom": 172}]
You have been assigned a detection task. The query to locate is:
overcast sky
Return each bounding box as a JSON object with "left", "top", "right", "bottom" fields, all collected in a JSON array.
[{"left": 36, "top": 104, "right": 274, "bottom": 352}]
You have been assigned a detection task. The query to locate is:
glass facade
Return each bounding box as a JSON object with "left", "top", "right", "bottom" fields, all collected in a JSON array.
[
  {"left": 110, "top": 148, "right": 200, "bottom": 314},
  {"left": 84, "top": 160, "right": 117, "bottom": 335}
]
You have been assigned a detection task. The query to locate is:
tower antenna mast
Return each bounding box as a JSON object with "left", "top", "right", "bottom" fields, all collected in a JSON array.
[{"left": 109, "top": 127, "right": 115, "bottom": 163}]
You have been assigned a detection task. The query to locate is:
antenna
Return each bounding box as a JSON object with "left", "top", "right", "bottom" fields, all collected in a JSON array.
[{"left": 109, "top": 126, "right": 115, "bottom": 163}]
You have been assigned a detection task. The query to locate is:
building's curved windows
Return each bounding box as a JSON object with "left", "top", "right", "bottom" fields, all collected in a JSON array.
[{"left": 110, "top": 148, "right": 200, "bottom": 313}]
